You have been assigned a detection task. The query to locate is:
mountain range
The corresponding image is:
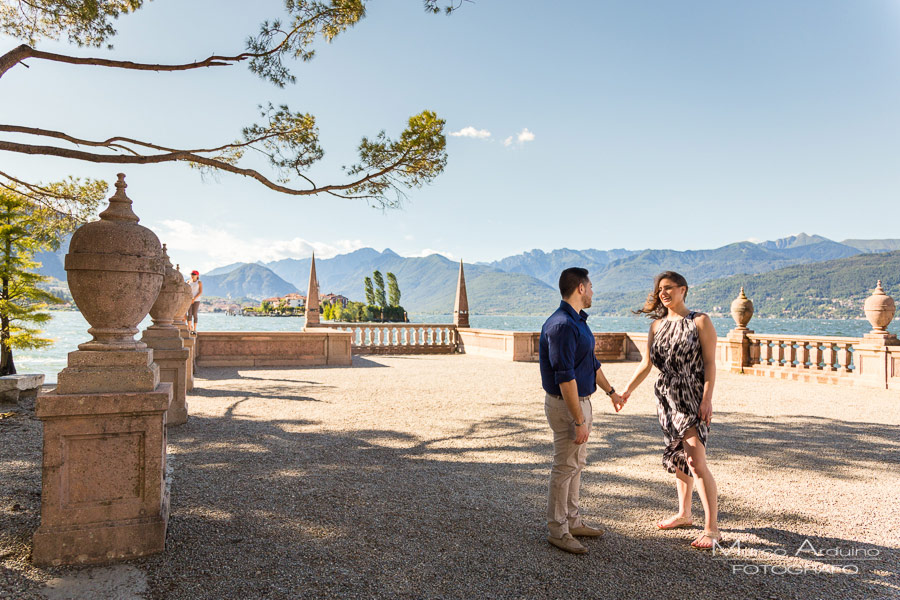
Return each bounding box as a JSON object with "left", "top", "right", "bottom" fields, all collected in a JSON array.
[{"left": 35, "top": 234, "right": 900, "bottom": 315}]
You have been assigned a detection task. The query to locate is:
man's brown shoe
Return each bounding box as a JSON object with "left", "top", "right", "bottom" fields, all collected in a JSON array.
[
  {"left": 569, "top": 524, "right": 605, "bottom": 537},
  {"left": 547, "top": 533, "right": 588, "bottom": 554}
]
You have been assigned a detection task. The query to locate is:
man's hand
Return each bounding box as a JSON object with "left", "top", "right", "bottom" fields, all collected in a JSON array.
[
  {"left": 574, "top": 422, "right": 590, "bottom": 444},
  {"left": 610, "top": 392, "right": 626, "bottom": 412}
]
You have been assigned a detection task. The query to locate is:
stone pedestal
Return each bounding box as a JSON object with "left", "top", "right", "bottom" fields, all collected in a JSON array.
[
  {"left": 32, "top": 384, "right": 172, "bottom": 566},
  {"left": 177, "top": 325, "right": 195, "bottom": 391},
  {"left": 56, "top": 350, "right": 160, "bottom": 395},
  {"left": 726, "top": 328, "right": 754, "bottom": 373},
  {"left": 854, "top": 281, "right": 899, "bottom": 389},
  {"left": 142, "top": 329, "right": 190, "bottom": 426},
  {"left": 854, "top": 334, "right": 899, "bottom": 390},
  {"left": 33, "top": 174, "right": 172, "bottom": 566}
]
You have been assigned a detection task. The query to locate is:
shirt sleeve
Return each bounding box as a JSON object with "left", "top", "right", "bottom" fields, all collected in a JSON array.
[
  {"left": 547, "top": 322, "right": 576, "bottom": 384},
  {"left": 593, "top": 354, "right": 602, "bottom": 372}
]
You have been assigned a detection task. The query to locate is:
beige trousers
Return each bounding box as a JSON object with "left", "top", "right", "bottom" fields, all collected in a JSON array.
[{"left": 544, "top": 392, "right": 593, "bottom": 538}]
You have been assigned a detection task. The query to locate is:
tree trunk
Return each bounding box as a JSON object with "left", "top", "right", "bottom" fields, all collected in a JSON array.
[{"left": 0, "top": 272, "right": 14, "bottom": 376}]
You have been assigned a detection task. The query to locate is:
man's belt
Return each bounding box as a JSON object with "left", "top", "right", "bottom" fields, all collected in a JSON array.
[{"left": 547, "top": 393, "right": 591, "bottom": 401}]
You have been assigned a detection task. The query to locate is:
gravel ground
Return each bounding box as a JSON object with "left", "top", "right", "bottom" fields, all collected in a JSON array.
[{"left": 2, "top": 355, "right": 899, "bottom": 599}]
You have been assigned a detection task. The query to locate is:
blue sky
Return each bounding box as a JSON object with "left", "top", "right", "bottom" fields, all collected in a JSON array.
[{"left": 3, "top": 0, "right": 900, "bottom": 272}]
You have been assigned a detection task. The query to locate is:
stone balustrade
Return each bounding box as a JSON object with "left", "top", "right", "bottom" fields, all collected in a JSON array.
[{"left": 321, "top": 323, "right": 459, "bottom": 355}]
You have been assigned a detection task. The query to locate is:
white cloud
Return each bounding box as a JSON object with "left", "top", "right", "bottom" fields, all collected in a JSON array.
[
  {"left": 154, "top": 220, "right": 364, "bottom": 272},
  {"left": 503, "top": 128, "right": 534, "bottom": 147},
  {"left": 517, "top": 128, "right": 535, "bottom": 143},
  {"left": 450, "top": 126, "right": 491, "bottom": 139}
]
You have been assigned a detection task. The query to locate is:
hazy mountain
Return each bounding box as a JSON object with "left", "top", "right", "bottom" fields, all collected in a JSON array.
[
  {"left": 841, "top": 239, "right": 900, "bottom": 253},
  {"left": 35, "top": 233, "right": 900, "bottom": 316},
  {"left": 202, "top": 264, "right": 298, "bottom": 300},
  {"left": 757, "top": 233, "right": 830, "bottom": 250},
  {"left": 490, "top": 236, "right": 870, "bottom": 291},
  {"left": 33, "top": 235, "right": 71, "bottom": 281},
  {"left": 259, "top": 249, "right": 555, "bottom": 314},
  {"left": 686, "top": 249, "right": 900, "bottom": 319},
  {"left": 205, "top": 262, "right": 248, "bottom": 277},
  {"left": 482, "top": 248, "right": 640, "bottom": 288}
]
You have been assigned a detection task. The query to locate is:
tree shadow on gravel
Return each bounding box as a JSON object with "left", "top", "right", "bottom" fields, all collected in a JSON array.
[
  {"left": 3, "top": 371, "right": 897, "bottom": 600},
  {"left": 125, "top": 403, "right": 900, "bottom": 600}
]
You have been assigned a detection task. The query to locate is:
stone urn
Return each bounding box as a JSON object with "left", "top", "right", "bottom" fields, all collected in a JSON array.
[
  {"left": 730, "top": 287, "right": 754, "bottom": 329},
  {"left": 65, "top": 174, "right": 163, "bottom": 351},
  {"left": 864, "top": 280, "right": 896, "bottom": 334},
  {"left": 147, "top": 244, "right": 183, "bottom": 329}
]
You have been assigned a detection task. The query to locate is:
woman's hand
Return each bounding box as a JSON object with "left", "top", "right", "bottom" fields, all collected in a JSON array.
[{"left": 699, "top": 398, "right": 712, "bottom": 425}]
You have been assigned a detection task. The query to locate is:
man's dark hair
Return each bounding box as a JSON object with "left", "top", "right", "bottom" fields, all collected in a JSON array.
[{"left": 559, "top": 267, "right": 589, "bottom": 298}]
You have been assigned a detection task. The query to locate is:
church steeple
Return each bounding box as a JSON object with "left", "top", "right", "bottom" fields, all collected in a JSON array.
[
  {"left": 305, "top": 253, "right": 320, "bottom": 328},
  {"left": 453, "top": 259, "right": 469, "bottom": 328}
]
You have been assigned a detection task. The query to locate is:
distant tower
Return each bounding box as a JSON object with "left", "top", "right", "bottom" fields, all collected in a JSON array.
[
  {"left": 453, "top": 259, "right": 470, "bottom": 328},
  {"left": 305, "top": 253, "right": 320, "bottom": 328}
]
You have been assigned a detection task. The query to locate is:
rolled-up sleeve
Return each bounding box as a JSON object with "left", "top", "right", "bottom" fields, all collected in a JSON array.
[{"left": 547, "top": 322, "right": 576, "bottom": 384}]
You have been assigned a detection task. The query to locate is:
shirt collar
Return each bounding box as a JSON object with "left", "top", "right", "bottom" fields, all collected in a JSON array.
[{"left": 559, "top": 300, "right": 589, "bottom": 323}]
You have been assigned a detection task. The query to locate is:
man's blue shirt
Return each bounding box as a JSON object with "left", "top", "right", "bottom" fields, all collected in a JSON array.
[{"left": 539, "top": 301, "right": 602, "bottom": 397}]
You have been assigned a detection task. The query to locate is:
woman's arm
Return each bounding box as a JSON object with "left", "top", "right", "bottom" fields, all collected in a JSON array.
[
  {"left": 623, "top": 320, "right": 658, "bottom": 400},
  {"left": 695, "top": 313, "right": 718, "bottom": 425}
]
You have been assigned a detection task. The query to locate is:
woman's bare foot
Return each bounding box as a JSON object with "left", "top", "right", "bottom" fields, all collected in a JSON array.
[
  {"left": 690, "top": 530, "right": 721, "bottom": 549},
  {"left": 656, "top": 515, "right": 693, "bottom": 530}
]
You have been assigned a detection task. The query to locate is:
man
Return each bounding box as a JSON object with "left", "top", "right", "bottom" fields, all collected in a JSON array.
[{"left": 540, "top": 267, "right": 625, "bottom": 554}]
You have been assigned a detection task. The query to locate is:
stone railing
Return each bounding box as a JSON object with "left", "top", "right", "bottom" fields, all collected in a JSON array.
[
  {"left": 748, "top": 334, "right": 855, "bottom": 372},
  {"left": 320, "top": 323, "right": 459, "bottom": 355}
]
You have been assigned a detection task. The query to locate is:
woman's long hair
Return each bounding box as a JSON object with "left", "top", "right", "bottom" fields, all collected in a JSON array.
[{"left": 633, "top": 271, "right": 689, "bottom": 319}]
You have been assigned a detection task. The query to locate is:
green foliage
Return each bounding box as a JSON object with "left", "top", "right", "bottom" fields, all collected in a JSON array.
[
  {"left": 0, "top": 184, "right": 103, "bottom": 374},
  {"left": 372, "top": 270, "right": 386, "bottom": 307},
  {"left": 260, "top": 300, "right": 273, "bottom": 313},
  {"left": 0, "top": 0, "right": 144, "bottom": 47},
  {"left": 327, "top": 300, "right": 405, "bottom": 322},
  {"left": 239, "top": 104, "right": 324, "bottom": 183},
  {"left": 387, "top": 271, "right": 400, "bottom": 307},
  {"left": 364, "top": 276, "right": 375, "bottom": 305},
  {"left": 344, "top": 110, "right": 448, "bottom": 207}
]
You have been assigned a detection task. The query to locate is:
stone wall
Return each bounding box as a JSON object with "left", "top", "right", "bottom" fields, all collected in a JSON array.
[{"left": 195, "top": 331, "right": 352, "bottom": 367}]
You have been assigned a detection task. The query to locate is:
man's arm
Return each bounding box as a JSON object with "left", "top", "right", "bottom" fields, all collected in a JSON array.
[
  {"left": 595, "top": 367, "right": 625, "bottom": 412},
  {"left": 548, "top": 323, "right": 589, "bottom": 444},
  {"left": 558, "top": 379, "right": 589, "bottom": 444}
]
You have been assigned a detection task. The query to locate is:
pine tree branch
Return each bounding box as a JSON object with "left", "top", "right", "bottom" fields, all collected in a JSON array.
[{"left": 0, "top": 138, "right": 411, "bottom": 197}]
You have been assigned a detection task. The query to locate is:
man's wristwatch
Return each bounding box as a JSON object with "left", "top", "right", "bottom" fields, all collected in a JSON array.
[
  {"left": 605, "top": 387, "right": 616, "bottom": 396},
  {"left": 574, "top": 419, "right": 586, "bottom": 427}
]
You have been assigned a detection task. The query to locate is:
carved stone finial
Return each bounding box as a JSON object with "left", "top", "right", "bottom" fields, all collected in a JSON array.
[
  {"left": 730, "top": 286, "right": 753, "bottom": 329},
  {"left": 864, "top": 279, "right": 895, "bottom": 335},
  {"left": 98, "top": 173, "right": 140, "bottom": 224}
]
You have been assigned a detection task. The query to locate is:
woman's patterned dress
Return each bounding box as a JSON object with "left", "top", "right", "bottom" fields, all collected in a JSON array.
[{"left": 650, "top": 311, "right": 708, "bottom": 476}]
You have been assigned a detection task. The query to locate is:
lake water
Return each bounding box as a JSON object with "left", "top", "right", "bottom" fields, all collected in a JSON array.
[{"left": 19, "top": 311, "right": 895, "bottom": 383}]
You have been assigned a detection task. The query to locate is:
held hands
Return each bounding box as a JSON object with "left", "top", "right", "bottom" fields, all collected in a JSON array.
[{"left": 610, "top": 389, "right": 630, "bottom": 413}]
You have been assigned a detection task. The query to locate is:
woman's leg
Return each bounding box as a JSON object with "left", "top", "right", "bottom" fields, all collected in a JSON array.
[
  {"left": 683, "top": 427, "right": 719, "bottom": 546},
  {"left": 657, "top": 463, "right": 693, "bottom": 528}
]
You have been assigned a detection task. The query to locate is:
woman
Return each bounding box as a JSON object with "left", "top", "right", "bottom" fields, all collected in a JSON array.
[
  {"left": 622, "top": 271, "right": 721, "bottom": 549},
  {"left": 187, "top": 270, "right": 203, "bottom": 335}
]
